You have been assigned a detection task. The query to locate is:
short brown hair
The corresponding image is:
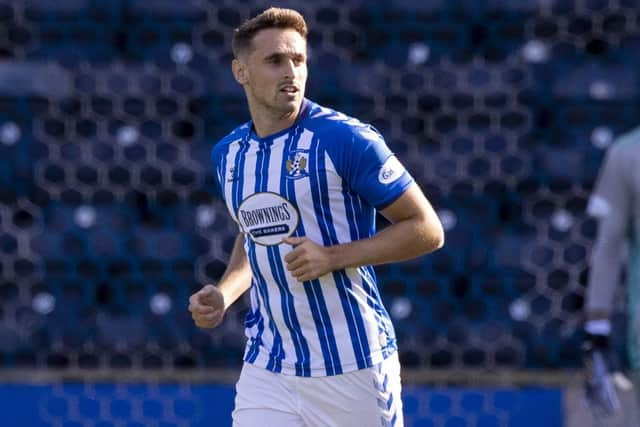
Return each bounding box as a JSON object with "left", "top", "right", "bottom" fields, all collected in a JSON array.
[{"left": 232, "top": 7, "right": 308, "bottom": 58}]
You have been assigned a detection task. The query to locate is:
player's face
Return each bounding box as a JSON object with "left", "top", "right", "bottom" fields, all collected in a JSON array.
[{"left": 238, "top": 28, "right": 308, "bottom": 119}]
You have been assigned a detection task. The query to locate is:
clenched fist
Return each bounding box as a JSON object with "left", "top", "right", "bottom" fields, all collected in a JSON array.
[{"left": 188, "top": 284, "right": 226, "bottom": 329}]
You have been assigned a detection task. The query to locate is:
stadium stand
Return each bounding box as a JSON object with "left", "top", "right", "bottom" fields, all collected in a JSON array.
[{"left": 2, "top": 0, "right": 640, "bottom": 425}]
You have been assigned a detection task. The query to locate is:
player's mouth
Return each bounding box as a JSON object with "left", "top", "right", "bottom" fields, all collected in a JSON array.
[{"left": 279, "top": 84, "right": 299, "bottom": 94}]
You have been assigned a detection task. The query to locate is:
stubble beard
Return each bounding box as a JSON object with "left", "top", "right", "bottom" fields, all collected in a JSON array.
[
  {"left": 272, "top": 92, "right": 301, "bottom": 121},
  {"left": 246, "top": 86, "right": 303, "bottom": 130}
]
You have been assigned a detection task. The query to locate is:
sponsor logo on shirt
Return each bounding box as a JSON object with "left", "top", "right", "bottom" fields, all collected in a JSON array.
[
  {"left": 378, "top": 156, "right": 405, "bottom": 184},
  {"left": 285, "top": 150, "right": 310, "bottom": 180},
  {"left": 237, "top": 192, "right": 299, "bottom": 246}
]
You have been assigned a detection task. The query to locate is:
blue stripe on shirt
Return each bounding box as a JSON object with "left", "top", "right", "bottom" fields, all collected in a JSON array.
[
  {"left": 305, "top": 136, "right": 343, "bottom": 375},
  {"left": 231, "top": 140, "right": 251, "bottom": 215},
  {"left": 316, "top": 141, "right": 370, "bottom": 369},
  {"left": 268, "top": 246, "right": 310, "bottom": 376},
  {"left": 254, "top": 141, "right": 285, "bottom": 373},
  {"left": 245, "top": 309, "right": 264, "bottom": 363},
  {"left": 232, "top": 139, "right": 260, "bottom": 363},
  {"left": 343, "top": 173, "right": 396, "bottom": 361},
  {"left": 244, "top": 286, "right": 261, "bottom": 329},
  {"left": 246, "top": 244, "right": 284, "bottom": 371},
  {"left": 280, "top": 129, "right": 312, "bottom": 376},
  {"left": 343, "top": 182, "right": 387, "bottom": 363}
]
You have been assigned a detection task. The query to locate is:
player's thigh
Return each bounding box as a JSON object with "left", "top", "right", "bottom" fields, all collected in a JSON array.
[
  {"left": 232, "top": 362, "right": 304, "bottom": 427},
  {"left": 299, "top": 353, "right": 404, "bottom": 427}
]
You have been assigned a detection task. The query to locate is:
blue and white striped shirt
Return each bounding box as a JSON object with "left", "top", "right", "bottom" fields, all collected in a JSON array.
[{"left": 211, "top": 99, "right": 414, "bottom": 377}]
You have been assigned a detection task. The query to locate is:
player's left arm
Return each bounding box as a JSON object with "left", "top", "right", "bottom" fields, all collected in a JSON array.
[{"left": 283, "top": 183, "right": 443, "bottom": 281}]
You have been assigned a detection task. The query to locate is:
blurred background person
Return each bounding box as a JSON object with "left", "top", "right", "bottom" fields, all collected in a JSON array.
[
  {"left": 0, "top": 1, "right": 638, "bottom": 426},
  {"left": 583, "top": 127, "right": 640, "bottom": 418}
]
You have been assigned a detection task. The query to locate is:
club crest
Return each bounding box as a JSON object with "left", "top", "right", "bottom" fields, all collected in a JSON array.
[{"left": 285, "top": 150, "right": 309, "bottom": 179}]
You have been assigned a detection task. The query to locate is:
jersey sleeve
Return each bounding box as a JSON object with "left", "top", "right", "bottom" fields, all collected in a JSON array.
[
  {"left": 585, "top": 143, "right": 633, "bottom": 313},
  {"left": 333, "top": 125, "right": 414, "bottom": 209},
  {"left": 210, "top": 142, "right": 227, "bottom": 202}
]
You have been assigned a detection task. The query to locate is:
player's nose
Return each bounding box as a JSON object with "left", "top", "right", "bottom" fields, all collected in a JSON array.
[{"left": 281, "top": 59, "right": 297, "bottom": 79}]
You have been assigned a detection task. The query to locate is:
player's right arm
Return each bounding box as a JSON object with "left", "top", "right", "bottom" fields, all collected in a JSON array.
[{"left": 188, "top": 233, "right": 252, "bottom": 329}]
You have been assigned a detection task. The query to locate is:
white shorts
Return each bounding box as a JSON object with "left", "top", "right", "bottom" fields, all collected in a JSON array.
[{"left": 232, "top": 353, "right": 404, "bottom": 427}]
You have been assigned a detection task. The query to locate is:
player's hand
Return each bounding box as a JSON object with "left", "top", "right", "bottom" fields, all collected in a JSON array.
[
  {"left": 188, "top": 284, "right": 226, "bottom": 329},
  {"left": 282, "top": 236, "right": 334, "bottom": 282},
  {"left": 582, "top": 331, "right": 629, "bottom": 418}
]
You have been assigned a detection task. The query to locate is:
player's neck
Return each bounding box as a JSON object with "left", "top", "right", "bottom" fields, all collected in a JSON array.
[{"left": 249, "top": 103, "right": 302, "bottom": 138}]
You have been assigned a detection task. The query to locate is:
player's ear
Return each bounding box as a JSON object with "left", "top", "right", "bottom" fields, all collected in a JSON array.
[{"left": 232, "top": 58, "right": 248, "bottom": 85}]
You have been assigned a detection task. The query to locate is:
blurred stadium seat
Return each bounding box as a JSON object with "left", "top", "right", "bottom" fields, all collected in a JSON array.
[{"left": 20, "top": 0, "right": 123, "bottom": 64}]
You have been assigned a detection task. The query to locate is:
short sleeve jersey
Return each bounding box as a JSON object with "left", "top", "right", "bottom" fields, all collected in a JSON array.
[{"left": 211, "top": 99, "right": 414, "bottom": 377}]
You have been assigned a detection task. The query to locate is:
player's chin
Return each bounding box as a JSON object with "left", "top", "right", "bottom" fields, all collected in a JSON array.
[{"left": 277, "top": 92, "right": 301, "bottom": 107}]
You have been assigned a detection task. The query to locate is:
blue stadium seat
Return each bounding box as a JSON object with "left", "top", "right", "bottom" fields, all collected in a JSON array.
[
  {"left": 123, "top": 0, "right": 206, "bottom": 66},
  {"left": 363, "top": 15, "right": 472, "bottom": 65},
  {"left": 481, "top": 10, "right": 529, "bottom": 62},
  {"left": 552, "top": 63, "right": 637, "bottom": 100},
  {"left": 0, "top": 114, "right": 34, "bottom": 199},
  {"left": 23, "top": 0, "right": 122, "bottom": 64},
  {"left": 36, "top": 298, "right": 96, "bottom": 354},
  {"left": 0, "top": 61, "right": 72, "bottom": 98},
  {"left": 205, "top": 64, "right": 244, "bottom": 97},
  {"left": 534, "top": 142, "right": 603, "bottom": 184},
  {"left": 485, "top": 0, "right": 542, "bottom": 12},
  {"left": 127, "top": 0, "right": 204, "bottom": 19},
  {"left": 94, "top": 310, "right": 147, "bottom": 351},
  {"left": 614, "top": 35, "right": 640, "bottom": 66},
  {"left": 385, "top": 0, "right": 447, "bottom": 13},
  {"left": 32, "top": 202, "right": 207, "bottom": 317},
  {"left": 488, "top": 230, "right": 535, "bottom": 273}
]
